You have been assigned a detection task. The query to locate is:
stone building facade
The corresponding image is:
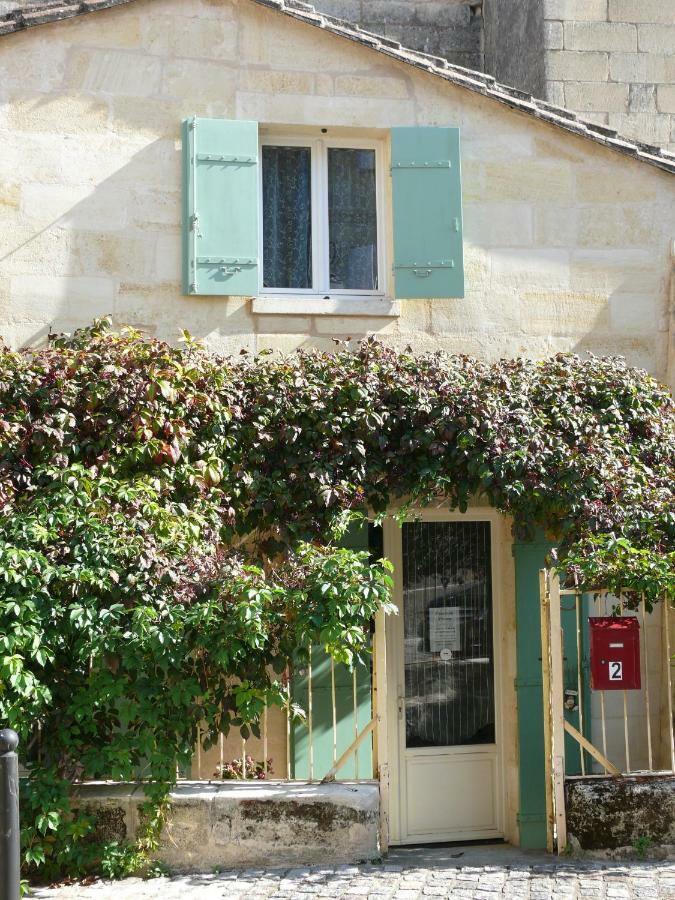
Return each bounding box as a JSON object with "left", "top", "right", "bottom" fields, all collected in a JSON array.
[
  {"left": 2, "top": 0, "right": 673, "bottom": 383},
  {"left": 0, "top": 0, "right": 674, "bottom": 860},
  {"left": 311, "top": 0, "right": 675, "bottom": 150},
  {"left": 313, "top": 0, "right": 484, "bottom": 69}
]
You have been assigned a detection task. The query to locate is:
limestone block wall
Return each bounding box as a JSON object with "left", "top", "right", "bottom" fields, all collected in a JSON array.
[
  {"left": 310, "top": 0, "right": 483, "bottom": 69},
  {"left": 0, "top": 0, "right": 673, "bottom": 389},
  {"left": 532, "top": 0, "right": 675, "bottom": 150},
  {"left": 311, "top": 1, "right": 675, "bottom": 150},
  {"left": 566, "top": 775, "right": 675, "bottom": 850},
  {"left": 75, "top": 781, "right": 380, "bottom": 871}
]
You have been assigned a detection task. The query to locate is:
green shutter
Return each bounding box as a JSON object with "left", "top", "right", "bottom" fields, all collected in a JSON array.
[
  {"left": 391, "top": 126, "right": 464, "bottom": 299},
  {"left": 182, "top": 117, "right": 259, "bottom": 296}
]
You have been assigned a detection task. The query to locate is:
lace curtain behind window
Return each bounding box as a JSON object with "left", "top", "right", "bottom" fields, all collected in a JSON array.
[
  {"left": 328, "top": 148, "right": 378, "bottom": 291},
  {"left": 262, "top": 146, "right": 312, "bottom": 290}
]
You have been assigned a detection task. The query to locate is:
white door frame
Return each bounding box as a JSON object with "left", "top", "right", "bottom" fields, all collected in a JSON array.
[{"left": 381, "top": 508, "right": 506, "bottom": 845}]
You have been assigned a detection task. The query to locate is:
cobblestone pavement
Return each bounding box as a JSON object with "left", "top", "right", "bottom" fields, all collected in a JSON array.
[{"left": 31, "top": 852, "right": 675, "bottom": 900}]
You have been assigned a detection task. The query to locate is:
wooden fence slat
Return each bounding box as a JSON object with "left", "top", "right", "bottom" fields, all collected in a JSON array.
[
  {"left": 539, "top": 569, "right": 555, "bottom": 854},
  {"left": 548, "top": 572, "right": 568, "bottom": 853}
]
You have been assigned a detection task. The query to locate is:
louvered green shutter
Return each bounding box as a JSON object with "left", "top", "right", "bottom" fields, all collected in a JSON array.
[
  {"left": 182, "top": 117, "right": 259, "bottom": 296},
  {"left": 391, "top": 126, "right": 464, "bottom": 299}
]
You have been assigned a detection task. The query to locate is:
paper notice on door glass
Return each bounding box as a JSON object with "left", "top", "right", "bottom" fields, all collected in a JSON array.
[{"left": 429, "top": 606, "right": 461, "bottom": 653}]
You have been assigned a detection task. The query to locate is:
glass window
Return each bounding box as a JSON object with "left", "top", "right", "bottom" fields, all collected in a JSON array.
[
  {"left": 260, "top": 139, "right": 380, "bottom": 295},
  {"left": 262, "top": 145, "right": 312, "bottom": 290},
  {"left": 402, "top": 521, "right": 495, "bottom": 749},
  {"left": 328, "top": 148, "right": 378, "bottom": 291}
]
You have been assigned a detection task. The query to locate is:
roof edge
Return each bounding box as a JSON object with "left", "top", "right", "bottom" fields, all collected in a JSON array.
[{"left": 1, "top": 0, "right": 673, "bottom": 175}]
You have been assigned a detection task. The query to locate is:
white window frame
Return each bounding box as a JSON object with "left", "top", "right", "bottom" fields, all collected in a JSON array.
[{"left": 258, "top": 133, "right": 387, "bottom": 301}]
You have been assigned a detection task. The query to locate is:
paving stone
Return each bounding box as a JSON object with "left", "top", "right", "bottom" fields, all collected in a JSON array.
[{"left": 30, "top": 858, "right": 675, "bottom": 900}]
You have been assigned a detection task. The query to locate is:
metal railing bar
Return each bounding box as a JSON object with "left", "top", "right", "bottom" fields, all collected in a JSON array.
[
  {"left": 664, "top": 594, "right": 675, "bottom": 773},
  {"left": 308, "top": 645, "right": 314, "bottom": 782},
  {"left": 619, "top": 595, "right": 631, "bottom": 773},
  {"left": 623, "top": 690, "right": 631, "bottom": 773},
  {"left": 641, "top": 594, "right": 653, "bottom": 771},
  {"left": 599, "top": 690, "right": 608, "bottom": 774},
  {"left": 286, "top": 681, "right": 292, "bottom": 781},
  {"left": 331, "top": 658, "right": 337, "bottom": 768},
  {"left": 263, "top": 705, "right": 268, "bottom": 777},
  {"left": 575, "top": 590, "right": 586, "bottom": 776},
  {"left": 353, "top": 667, "right": 359, "bottom": 781},
  {"left": 539, "top": 570, "right": 554, "bottom": 853}
]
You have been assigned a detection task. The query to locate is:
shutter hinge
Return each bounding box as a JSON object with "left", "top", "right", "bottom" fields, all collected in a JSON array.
[
  {"left": 391, "top": 161, "right": 451, "bottom": 170},
  {"left": 196, "top": 154, "right": 256, "bottom": 164},
  {"left": 196, "top": 256, "right": 257, "bottom": 276},
  {"left": 394, "top": 260, "right": 455, "bottom": 269},
  {"left": 189, "top": 213, "right": 202, "bottom": 238},
  {"left": 394, "top": 260, "right": 455, "bottom": 279},
  {"left": 197, "top": 257, "right": 257, "bottom": 266}
]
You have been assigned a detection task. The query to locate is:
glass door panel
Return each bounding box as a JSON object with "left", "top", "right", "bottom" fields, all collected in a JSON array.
[{"left": 402, "top": 521, "right": 494, "bottom": 749}]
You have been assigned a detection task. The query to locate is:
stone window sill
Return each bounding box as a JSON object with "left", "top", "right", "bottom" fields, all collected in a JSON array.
[{"left": 251, "top": 297, "right": 400, "bottom": 317}]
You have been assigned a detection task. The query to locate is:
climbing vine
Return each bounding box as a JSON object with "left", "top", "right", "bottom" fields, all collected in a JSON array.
[{"left": 0, "top": 319, "right": 672, "bottom": 879}]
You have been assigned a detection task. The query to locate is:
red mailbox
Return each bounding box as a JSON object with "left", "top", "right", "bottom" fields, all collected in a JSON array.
[{"left": 589, "top": 617, "right": 641, "bottom": 690}]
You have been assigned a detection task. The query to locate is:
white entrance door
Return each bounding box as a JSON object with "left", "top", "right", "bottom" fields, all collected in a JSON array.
[{"left": 384, "top": 514, "right": 503, "bottom": 844}]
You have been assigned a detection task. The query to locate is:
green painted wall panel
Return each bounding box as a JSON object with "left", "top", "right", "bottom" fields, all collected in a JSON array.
[
  {"left": 291, "top": 649, "right": 372, "bottom": 780},
  {"left": 182, "top": 117, "right": 259, "bottom": 296},
  {"left": 561, "top": 595, "right": 592, "bottom": 774},
  {"left": 391, "top": 126, "right": 464, "bottom": 299},
  {"left": 291, "top": 522, "right": 374, "bottom": 780},
  {"left": 514, "top": 537, "right": 591, "bottom": 846}
]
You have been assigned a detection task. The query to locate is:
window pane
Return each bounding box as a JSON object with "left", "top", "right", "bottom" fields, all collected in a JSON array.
[
  {"left": 403, "top": 521, "right": 495, "bottom": 749},
  {"left": 262, "top": 146, "right": 312, "bottom": 289},
  {"left": 328, "top": 148, "right": 378, "bottom": 291}
]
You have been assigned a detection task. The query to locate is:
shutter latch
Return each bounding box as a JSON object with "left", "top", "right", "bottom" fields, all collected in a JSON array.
[{"left": 189, "top": 213, "right": 202, "bottom": 238}]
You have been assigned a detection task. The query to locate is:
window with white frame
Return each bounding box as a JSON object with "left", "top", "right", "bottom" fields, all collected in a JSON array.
[{"left": 259, "top": 136, "right": 384, "bottom": 297}]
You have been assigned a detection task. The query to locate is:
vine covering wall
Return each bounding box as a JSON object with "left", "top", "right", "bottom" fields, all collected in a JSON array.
[{"left": 0, "top": 320, "right": 673, "bottom": 878}]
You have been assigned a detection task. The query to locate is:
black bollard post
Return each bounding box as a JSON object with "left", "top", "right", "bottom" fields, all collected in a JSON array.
[{"left": 0, "top": 729, "right": 20, "bottom": 900}]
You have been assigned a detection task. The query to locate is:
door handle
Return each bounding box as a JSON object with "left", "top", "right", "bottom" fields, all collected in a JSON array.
[{"left": 398, "top": 696, "right": 405, "bottom": 719}]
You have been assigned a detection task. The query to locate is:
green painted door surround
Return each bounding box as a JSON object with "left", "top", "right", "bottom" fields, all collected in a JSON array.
[
  {"left": 513, "top": 534, "right": 552, "bottom": 849},
  {"left": 514, "top": 534, "right": 591, "bottom": 848}
]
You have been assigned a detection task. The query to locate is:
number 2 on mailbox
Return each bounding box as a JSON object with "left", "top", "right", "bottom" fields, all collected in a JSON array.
[{"left": 589, "top": 617, "right": 641, "bottom": 691}]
